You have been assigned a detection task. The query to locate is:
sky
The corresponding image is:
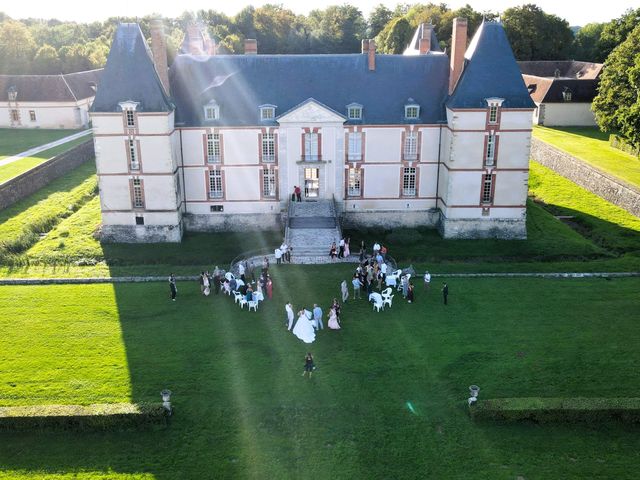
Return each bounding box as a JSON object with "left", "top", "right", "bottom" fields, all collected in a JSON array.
[{"left": 3, "top": 0, "right": 635, "bottom": 27}]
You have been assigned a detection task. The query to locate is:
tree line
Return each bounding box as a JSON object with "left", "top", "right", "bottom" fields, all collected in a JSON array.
[{"left": 0, "top": 4, "right": 637, "bottom": 75}]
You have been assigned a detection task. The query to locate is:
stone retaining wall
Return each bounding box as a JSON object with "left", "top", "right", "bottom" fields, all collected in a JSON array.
[
  {"left": 0, "top": 140, "right": 94, "bottom": 211},
  {"left": 531, "top": 138, "right": 640, "bottom": 217}
]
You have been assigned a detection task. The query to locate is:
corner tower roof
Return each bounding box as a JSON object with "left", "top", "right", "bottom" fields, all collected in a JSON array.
[
  {"left": 448, "top": 21, "right": 535, "bottom": 109},
  {"left": 91, "top": 23, "right": 173, "bottom": 113}
]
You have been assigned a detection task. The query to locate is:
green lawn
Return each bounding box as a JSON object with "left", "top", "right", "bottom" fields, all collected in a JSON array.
[
  {"left": 0, "top": 128, "right": 82, "bottom": 158},
  {"left": 533, "top": 126, "right": 640, "bottom": 188},
  {"left": 0, "top": 136, "right": 91, "bottom": 185},
  {"left": 1, "top": 269, "right": 639, "bottom": 478}
]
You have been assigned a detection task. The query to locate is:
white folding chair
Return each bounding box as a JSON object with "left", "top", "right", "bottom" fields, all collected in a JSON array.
[
  {"left": 373, "top": 300, "right": 384, "bottom": 312},
  {"left": 248, "top": 300, "right": 259, "bottom": 312},
  {"left": 239, "top": 298, "right": 248, "bottom": 309},
  {"left": 233, "top": 291, "right": 243, "bottom": 304},
  {"left": 381, "top": 287, "right": 392, "bottom": 297}
]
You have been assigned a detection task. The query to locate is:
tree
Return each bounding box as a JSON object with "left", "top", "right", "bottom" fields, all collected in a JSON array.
[
  {"left": 502, "top": 4, "right": 574, "bottom": 60},
  {"left": 592, "top": 24, "right": 640, "bottom": 149},
  {"left": 307, "top": 5, "right": 366, "bottom": 53},
  {"left": 253, "top": 4, "right": 307, "bottom": 54},
  {"left": 375, "top": 16, "right": 412, "bottom": 54},
  {"left": 33, "top": 44, "right": 60, "bottom": 73},
  {"left": 367, "top": 4, "right": 393, "bottom": 39},
  {"left": 599, "top": 8, "right": 640, "bottom": 60},
  {"left": 571, "top": 23, "right": 606, "bottom": 62},
  {"left": 0, "top": 20, "right": 36, "bottom": 73}
]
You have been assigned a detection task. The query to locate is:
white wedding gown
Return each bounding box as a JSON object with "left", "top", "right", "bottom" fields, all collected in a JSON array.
[{"left": 292, "top": 314, "right": 316, "bottom": 344}]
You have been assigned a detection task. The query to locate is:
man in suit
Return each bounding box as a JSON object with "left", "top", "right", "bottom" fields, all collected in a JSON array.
[
  {"left": 442, "top": 283, "right": 449, "bottom": 305},
  {"left": 313, "top": 304, "right": 324, "bottom": 330}
]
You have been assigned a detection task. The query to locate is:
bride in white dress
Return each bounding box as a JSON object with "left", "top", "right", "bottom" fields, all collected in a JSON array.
[{"left": 292, "top": 310, "right": 316, "bottom": 344}]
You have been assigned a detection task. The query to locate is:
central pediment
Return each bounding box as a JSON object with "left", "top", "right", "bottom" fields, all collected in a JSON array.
[{"left": 277, "top": 98, "right": 346, "bottom": 124}]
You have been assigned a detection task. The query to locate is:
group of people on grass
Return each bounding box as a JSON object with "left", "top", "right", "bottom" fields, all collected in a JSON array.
[
  {"left": 329, "top": 238, "right": 389, "bottom": 262},
  {"left": 274, "top": 242, "right": 292, "bottom": 264},
  {"left": 285, "top": 298, "right": 342, "bottom": 344}
]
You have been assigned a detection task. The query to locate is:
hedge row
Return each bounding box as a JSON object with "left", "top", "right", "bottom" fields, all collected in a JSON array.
[
  {"left": 470, "top": 397, "right": 640, "bottom": 424},
  {"left": 0, "top": 402, "right": 168, "bottom": 431}
]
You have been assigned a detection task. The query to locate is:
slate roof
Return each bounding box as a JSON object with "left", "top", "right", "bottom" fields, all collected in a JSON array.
[
  {"left": 91, "top": 23, "right": 173, "bottom": 113},
  {"left": 0, "top": 69, "right": 102, "bottom": 103},
  {"left": 169, "top": 53, "right": 451, "bottom": 126},
  {"left": 448, "top": 21, "right": 535, "bottom": 109},
  {"left": 518, "top": 61, "right": 603, "bottom": 80},
  {"left": 523, "top": 75, "right": 599, "bottom": 103},
  {"left": 404, "top": 24, "right": 443, "bottom": 55}
]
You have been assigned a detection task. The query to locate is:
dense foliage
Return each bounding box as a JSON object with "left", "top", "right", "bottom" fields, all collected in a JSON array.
[
  {"left": 1, "top": 4, "right": 637, "bottom": 74},
  {"left": 592, "top": 24, "right": 640, "bottom": 150}
]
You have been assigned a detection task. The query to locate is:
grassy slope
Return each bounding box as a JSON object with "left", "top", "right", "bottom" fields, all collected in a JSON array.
[
  {"left": 1, "top": 271, "right": 639, "bottom": 478},
  {"left": 529, "top": 161, "right": 640, "bottom": 253},
  {"left": 0, "top": 128, "right": 82, "bottom": 158},
  {"left": 0, "top": 162, "right": 97, "bottom": 257},
  {"left": 0, "top": 136, "right": 92, "bottom": 185},
  {"left": 533, "top": 126, "right": 640, "bottom": 187}
]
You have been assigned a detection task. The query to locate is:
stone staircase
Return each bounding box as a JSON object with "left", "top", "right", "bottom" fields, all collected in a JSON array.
[{"left": 286, "top": 200, "right": 342, "bottom": 258}]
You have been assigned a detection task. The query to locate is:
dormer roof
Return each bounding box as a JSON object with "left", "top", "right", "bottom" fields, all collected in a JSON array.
[
  {"left": 91, "top": 23, "right": 173, "bottom": 113},
  {"left": 448, "top": 21, "right": 535, "bottom": 109}
]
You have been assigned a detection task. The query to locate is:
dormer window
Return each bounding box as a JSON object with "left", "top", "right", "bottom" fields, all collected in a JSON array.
[
  {"left": 562, "top": 88, "right": 572, "bottom": 102},
  {"left": 260, "top": 104, "right": 276, "bottom": 121},
  {"left": 204, "top": 100, "right": 220, "bottom": 121},
  {"left": 7, "top": 87, "right": 17, "bottom": 101},
  {"left": 347, "top": 103, "right": 363, "bottom": 121},
  {"left": 485, "top": 97, "right": 504, "bottom": 125},
  {"left": 404, "top": 100, "right": 420, "bottom": 120}
]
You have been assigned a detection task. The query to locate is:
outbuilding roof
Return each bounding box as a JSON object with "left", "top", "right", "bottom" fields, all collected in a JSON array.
[
  {"left": 448, "top": 21, "right": 535, "bottom": 109},
  {"left": 169, "top": 53, "right": 451, "bottom": 126},
  {"left": 0, "top": 69, "right": 102, "bottom": 103},
  {"left": 91, "top": 23, "right": 173, "bottom": 113}
]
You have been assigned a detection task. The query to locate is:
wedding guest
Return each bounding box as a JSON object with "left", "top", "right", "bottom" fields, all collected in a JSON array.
[
  {"left": 407, "top": 282, "right": 415, "bottom": 304},
  {"left": 169, "top": 274, "right": 177, "bottom": 301},
  {"left": 327, "top": 307, "right": 340, "bottom": 330},
  {"left": 266, "top": 276, "right": 273, "bottom": 299},
  {"left": 302, "top": 352, "right": 315, "bottom": 378},
  {"left": 313, "top": 304, "right": 324, "bottom": 330},
  {"left": 341, "top": 280, "right": 349, "bottom": 302}
]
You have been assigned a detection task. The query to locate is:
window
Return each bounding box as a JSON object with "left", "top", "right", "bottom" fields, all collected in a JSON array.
[
  {"left": 135, "top": 216, "right": 144, "bottom": 225},
  {"left": 262, "top": 133, "right": 276, "bottom": 162},
  {"left": 304, "top": 132, "right": 319, "bottom": 161},
  {"left": 125, "top": 110, "right": 135, "bottom": 127},
  {"left": 210, "top": 205, "right": 224, "bottom": 212},
  {"left": 348, "top": 132, "right": 362, "bottom": 161},
  {"left": 207, "top": 133, "right": 221, "bottom": 163},
  {"left": 562, "top": 89, "right": 572, "bottom": 102},
  {"left": 129, "top": 139, "right": 139, "bottom": 170},
  {"left": 10, "top": 110, "right": 19, "bottom": 122},
  {"left": 262, "top": 168, "right": 276, "bottom": 197},
  {"left": 29, "top": 110, "right": 36, "bottom": 122},
  {"left": 482, "top": 174, "right": 493, "bottom": 204},
  {"left": 132, "top": 178, "right": 144, "bottom": 208},
  {"left": 488, "top": 105, "right": 498, "bottom": 124},
  {"left": 404, "top": 101, "right": 420, "bottom": 120},
  {"left": 402, "top": 167, "right": 416, "bottom": 197},
  {"left": 347, "top": 104, "right": 362, "bottom": 120},
  {"left": 404, "top": 132, "right": 418, "bottom": 160},
  {"left": 204, "top": 101, "right": 220, "bottom": 120},
  {"left": 485, "top": 134, "right": 495, "bottom": 166},
  {"left": 260, "top": 105, "right": 276, "bottom": 121},
  {"left": 208, "top": 169, "right": 223, "bottom": 198},
  {"left": 7, "top": 88, "right": 17, "bottom": 101},
  {"left": 347, "top": 168, "right": 361, "bottom": 197}
]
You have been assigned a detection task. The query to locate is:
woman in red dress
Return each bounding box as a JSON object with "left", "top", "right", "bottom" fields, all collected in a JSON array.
[{"left": 266, "top": 275, "right": 273, "bottom": 299}]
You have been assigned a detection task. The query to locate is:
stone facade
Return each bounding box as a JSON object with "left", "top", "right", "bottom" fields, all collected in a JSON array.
[
  {"left": 100, "top": 223, "right": 183, "bottom": 243},
  {"left": 531, "top": 138, "right": 640, "bottom": 217},
  {"left": 439, "top": 216, "right": 527, "bottom": 239},
  {"left": 0, "top": 140, "right": 94, "bottom": 210},
  {"left": 341, "top": 209, "right": 440, "bottom": 229},
  {"left": 184, "top": 213, "right": 281, "bottom": 232}
]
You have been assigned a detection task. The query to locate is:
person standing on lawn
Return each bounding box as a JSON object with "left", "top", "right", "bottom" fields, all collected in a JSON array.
[
  {"left": 442, "top": 282, "right": 449, "bottom": 305},
  {"left": 169, "top": 274, "right": 177, "bottom": 301},
  {"left": 424, "top": 271, "right": 431, "bottom": 290},
  {"left": 286, "top": 302, "right": 295, "bottom": 330}
]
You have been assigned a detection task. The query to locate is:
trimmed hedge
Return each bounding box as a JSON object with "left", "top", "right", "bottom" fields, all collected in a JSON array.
[
  {"left": 470, "top": 397, "right": 640, "bottom": 424},
  {"left": 0, "top": 402, "right": 168, "bottom": 431}
]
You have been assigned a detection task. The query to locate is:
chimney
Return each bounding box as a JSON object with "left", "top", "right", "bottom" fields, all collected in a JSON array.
[
  {"left": 361, "top": 39, "right": 370, "bottom": 54},
  {"left": 244, "top": 39, "right": 257, "bottom": 55},
  {"left": 368, "top": 39, "right": 376, "bottom": 71},
  {"left": 419, "top": 23, "right": 432, "bottom": 54},
  {"left": 449, "top": 17, "right": 467, "bottom": 94},
  {"left": 150, "top": 19, "right": 170, "bottom": 96}
]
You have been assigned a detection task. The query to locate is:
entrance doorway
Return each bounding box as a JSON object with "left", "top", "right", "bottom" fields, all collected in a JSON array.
[{"left": 304, "top": 168, "right": 319, "bottom": 198}]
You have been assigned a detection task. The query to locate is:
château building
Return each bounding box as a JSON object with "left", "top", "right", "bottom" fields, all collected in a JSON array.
[{"left": 90, "top": 18, "right": 534, "bottom": 242}]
